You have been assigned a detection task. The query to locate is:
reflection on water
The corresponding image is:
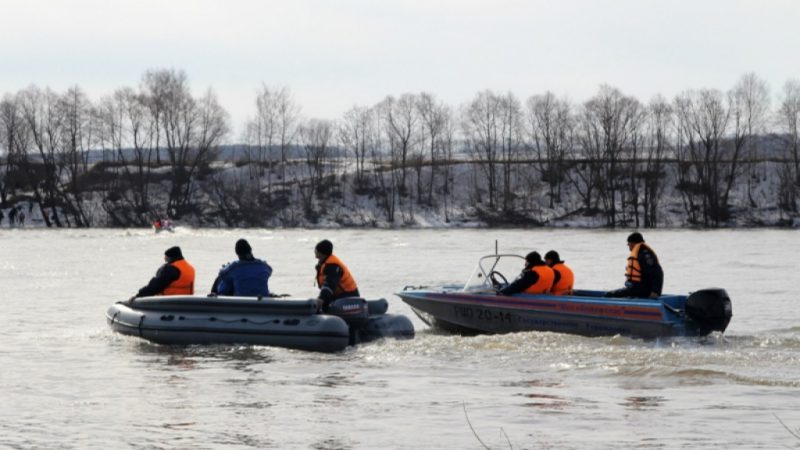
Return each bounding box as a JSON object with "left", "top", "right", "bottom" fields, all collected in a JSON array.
[
  {"left": 219, "top": 400, "right": 273, "bottom": 409},
  {"left": 311, "top": 372, "right": 364, "bottom": 388},
  {"left": 519, "top": 392, "right": 570, "bottom": 409},
  {"left": 214, "top": 433, "right": 275, "bottom": 449},
  {"left": 311, "top": 437, "right": 356, "bottom": 450},
  {"left": 621, "top": 396, "right": 666, "bottom": 410},
  {"left": 501, "top": 379, "right": 565, "bottom": 388},
  {"left": 132, "top": 342, "right": 277, "bottom": 367},
  {"left": 161, "top": 422, "right": 196, "bottom": 429}
]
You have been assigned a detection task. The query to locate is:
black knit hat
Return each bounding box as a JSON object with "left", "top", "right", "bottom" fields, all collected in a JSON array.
[
  {"left": 525, "top": 251, "right": 542, "bottom": 264},
  {"left": 315, "top": 239, "right": 333, "bottom": 256},
  {"left": 235, "top": 239, "right": 252, "bottom": 257},
  {"left": 164, "top": 246, "right": 183, "bottom": 260},
  {"left": 544, "top": 250, "right": 561, "bottom": 262},
  {"left": 627, "top": 232, "right": 644, "bottom": 244}
]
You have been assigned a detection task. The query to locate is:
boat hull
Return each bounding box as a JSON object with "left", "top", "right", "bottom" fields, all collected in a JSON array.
[
  {"left": 398, "top": 289, "right": 728, "bottom": 339},
  {"left": 107, "top": 296, "right": 414, "bottom": 352}
]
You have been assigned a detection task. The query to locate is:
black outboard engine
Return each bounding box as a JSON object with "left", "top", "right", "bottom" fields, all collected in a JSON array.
[
  {"left": 685, "top": 288, "right": 733, "bottom": 335},
  {"left": 327, "top": 297, "right": 414, "bottom": 345},
  {"left": 327, "top": 297, "right": 370, "bottom": 327}
]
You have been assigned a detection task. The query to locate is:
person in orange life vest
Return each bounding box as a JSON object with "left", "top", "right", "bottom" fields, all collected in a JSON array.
[
  {"left": 129, "top": 246, "right": 195, "bottom": 302},
  {"left": 605, "top": 232, "right": 663, "bottom": 298},
  {"left": 544, "top": 250, "right": 575, "bottom": 295},
  {"left": 498, "top": 251, "right": 555, "bottom": 296},
  {"left": 314, "top": 239, "right": 360, "bottom": 312}
]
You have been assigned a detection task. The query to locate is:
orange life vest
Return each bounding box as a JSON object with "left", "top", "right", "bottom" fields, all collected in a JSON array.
[
  {"left": 523, "top": 265, "right": 555, "bottom": 294},
  {"left": 316, "top": 254, "right": 358, "bottom": 296},
  {"left": 550, "top": 262, "right": 574, "bottom": 295},
  {"left": 625, "top": 243, "right": 658, "bottom": 284},
  {"left": 162, "top": 259, "right": 195, "bottom": 295}
]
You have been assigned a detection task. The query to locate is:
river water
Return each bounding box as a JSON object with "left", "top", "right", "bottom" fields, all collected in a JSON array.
[{"left": 1, "top": 228, "right": 798, "bottom": 449}]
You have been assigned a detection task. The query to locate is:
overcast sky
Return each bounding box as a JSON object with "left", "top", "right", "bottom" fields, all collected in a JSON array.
[{"left": 1, "top": 0, "right": 799, "bottom": 137}]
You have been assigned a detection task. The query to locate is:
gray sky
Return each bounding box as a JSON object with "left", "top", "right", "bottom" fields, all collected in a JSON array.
[{"left": 1, "top": 0, "right": 799, "bottom": 136}]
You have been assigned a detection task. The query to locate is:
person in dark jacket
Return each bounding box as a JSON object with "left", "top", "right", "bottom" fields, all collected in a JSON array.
[
  {"left": 210, "top": 239, "right": 273, "bottom": 297},
  {"left": 314, "top": 239, "right": 360, "bottom": 311},
  {"left": 606, "top": 232, "right": 663, "bottom": 298},
  {"left": 498, "top": 251, "right": 555, "bottom": 296},
  {"left": 130, "top": 246, "right": 196, "bottom": 302}
]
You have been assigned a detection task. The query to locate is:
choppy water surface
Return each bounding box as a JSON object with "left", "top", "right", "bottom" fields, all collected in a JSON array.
[{"left": 1, "top": 228, "right": 798, "bottom": 449}]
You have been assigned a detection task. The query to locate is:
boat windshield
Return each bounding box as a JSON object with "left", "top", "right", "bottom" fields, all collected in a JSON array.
[{"left": 463, "top": 254, "right": 526, "bottom": 292}]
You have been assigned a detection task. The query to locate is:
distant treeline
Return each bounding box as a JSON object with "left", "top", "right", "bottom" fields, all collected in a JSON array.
[{"left": 1, "top": 69, "right": 799, "bottom": 228}]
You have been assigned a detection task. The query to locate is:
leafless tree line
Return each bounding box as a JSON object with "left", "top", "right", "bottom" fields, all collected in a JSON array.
[
  {"left": 0, "top": 69, "right": 229, "bottom": 226},
  {"left": 1, "top": 70, "right": 800, "bottom": 228}
]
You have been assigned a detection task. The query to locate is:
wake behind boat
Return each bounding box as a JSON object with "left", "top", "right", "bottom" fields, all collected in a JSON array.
[
  {"left": 107, "top": 295, "right": 414, "bottom": 352},
  {"left": 396, "top": 254, "right": 732, "bottom": 339}
]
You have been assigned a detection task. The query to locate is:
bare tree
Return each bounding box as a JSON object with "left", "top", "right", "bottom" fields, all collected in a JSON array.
[
  {"left": 298, "top": 118, "right": 335, "bottom": 217},
  {"left": 0, "top": 95, "right": 24, "bottom": 205},
  {"left": 728, "top": 72, "right": 770, "bottom": 208},
  {"left": 380, "top": 94, "right": 419, "bottom": 197},
  {"left": 525, "top": 92, "right": 573, "bottom": 208},
  {"left": 368, "top": 112, "right": 398, "bottom": 223},
  {"left": 339, "top": 105, "right": 373, "bottom": 189},
  {"left": 17, "top": 86, "right": 64, "bottom": 227},
  {"left": 275, "top": 87, "right": 301, "bottom": 182},
  {"left": 622, "top": 101, "right": 648, "bottom": 228},
  {"left": 96, "top": 87, "right": 165, "bottom": 225},
  {"left": 141, "top": 70, "right": 229, "bottom": 218},
  {"left": 56, "top": 86, "right": 94, "bottom": 226},
  {"left": 576, "top": 85, "right": 641, "bottom": 227},
  {"left": 203, "top": 169, "right": 265, "bottom": 226},
  {"left": 497, "top": 92, "right": 523, "bottom": 213},
  {"left": 140, "top": 70, "right": 171, "bottom": 165},
  {"left": 673, "top": 89, "right": 731, "bottom": 226},
  {"left": 437, "top": 108, "right": 457, "bottom": 222},
  {"left": 253, "top": 85, "right": 279, "bottom": 177},
  {"left": 640, "top": 96, "right": 672, "bottom": 227},
  {"left": 416, "top": 92, "right": 453, "bottom": 208},
  {"left": 242, "top": 84, "right": 293, "bottom": 199},
  {"left": 462, "top": 90, "right": 502, "bottom": 210},
  {"left": 778, "top": 79, "right": 800, "bottom": 213}
]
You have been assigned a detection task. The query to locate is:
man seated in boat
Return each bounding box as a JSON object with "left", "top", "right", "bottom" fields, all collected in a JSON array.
[
  {"left": 544, "top": 250, "right": 575, "bottom": 295},
  {"left": 605, "top": 232, "right": 663, "bottom": 299},
  {"left": 130, "top": 246, "right": 196, "bottom": 302},
  {"left": 210, "top": 239, "right": 273, "bottom": 297},
  {"left": 498, "top": 251, "right": 555, "bottom": 296},
  {"left": 314, "top": 239, "right": 360, "bottom": 312}
]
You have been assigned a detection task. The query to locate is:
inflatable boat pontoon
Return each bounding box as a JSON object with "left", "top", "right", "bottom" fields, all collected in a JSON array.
[{"left": 107, "top": 296, "right": 414, "bottom": 352}]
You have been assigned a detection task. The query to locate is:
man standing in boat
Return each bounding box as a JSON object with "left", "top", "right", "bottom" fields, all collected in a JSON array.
[
  {"left": 130, "top": 246, "right": 196, "bottom": 302},
  {"left": 605, "top": 232, "right": 663, "bottom": 299},
  {"left": 498, "top": 251, "right": 555, "bottom": 296},
  {"left": 544, "top": 250, "right": 575, "bottom": 295},
  {"left": 210, "top": 239, "right": 273, "bottom": 297},
  {"left": 314, "top": 239, "right": 360, "bottom": 312}
]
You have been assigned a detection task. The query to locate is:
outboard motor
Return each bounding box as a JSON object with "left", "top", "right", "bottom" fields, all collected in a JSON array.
[
  {"left": 685, "top": 288, "right": 733, "bottom": 335},
  {"left": 327, "top": 297, "right": 370, "bottom": 327}
]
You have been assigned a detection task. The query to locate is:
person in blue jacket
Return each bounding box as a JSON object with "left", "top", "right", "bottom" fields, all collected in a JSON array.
[{"left": 210, "top": 239, "right": 273, "bottom": 297}]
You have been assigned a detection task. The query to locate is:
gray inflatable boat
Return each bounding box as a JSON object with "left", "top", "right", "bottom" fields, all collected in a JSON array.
[{"left": 106, "top": 296, "right": 414, "bottom": 352}]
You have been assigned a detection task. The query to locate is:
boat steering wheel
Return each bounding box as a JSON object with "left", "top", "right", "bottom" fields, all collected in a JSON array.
[{"left": 489, "top": 270, "right": 508, "bottom": 289}]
